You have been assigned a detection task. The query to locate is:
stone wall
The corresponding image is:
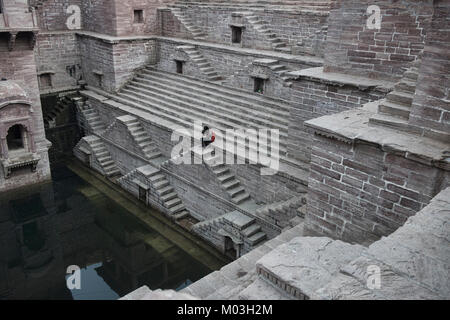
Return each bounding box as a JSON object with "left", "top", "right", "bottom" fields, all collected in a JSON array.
[
  {"left": 305, "top": 134, "right": 449, "bottom": 245},
  {"left": 228, "top": 164, "right": 306, "bottom": 205},
  {"left": 324, "top": 0, "right": 433, "bottom": 81},
  {"left": 156, "top": 39, "right": 319, "bottom": 92},
  {"left": 35, "top": 32, "right": 82, "bottom": 93},
  {"left": 114, "top": 0, "right": 175, "bottom": 36},
  {"left": 34, "top": 0, "right": 83, "bottom": 31},
  {"left": 78, "top": 34, "right": 157, "bottom": 92},
  {"left": 158, "top": 6, "right": 328, "bottom": 56},
  {"left": 0, "top": 37, "right": 52, "bottom": 192},
  {"left": 287, "top": 76, "right": 388, "bottom": 163}
]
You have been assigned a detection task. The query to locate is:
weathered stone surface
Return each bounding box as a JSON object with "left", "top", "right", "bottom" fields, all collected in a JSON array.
[
  {"left": 239, "top": 277, "right": 294, "bottom": 300},
  {"left": 256, "top": 237, "right": 366, "bottom": 298},
  {"left": 120, "top": 286, "right": 199, "bottom": 300}
]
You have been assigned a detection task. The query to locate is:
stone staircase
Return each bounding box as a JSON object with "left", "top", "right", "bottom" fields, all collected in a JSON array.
[
  {"left": 81, "top": 104, "right": 106, "bottom": 135},
  {"left": 193, "top": 210, "right": 268, "bottom": 256},
  {"left": 75, "top": 135, "right": 121, "bottom": 177},
  {"left": 255, "top": 195, "right": 306, "bottom": 228},
  {"left": 118, "top": 115, "right": 163, "bottom": 161},
  {"left": 195, "top": 148, "right": 253, "bottom": 206},
  {"left": 176, "top": 45, "right": 223, "bottom": 82},
  {"left": 44, "top": 96, "right": 70, "bottom": 129},
  {"left": 252, "top": 58, "right": 294, "bottom": 87},
  {"left": 117, "top": 68, "right": 288, "bottom": 155},
  {"left": 117, "top": 165, "right": 189, "bottom": 217},
  {"left": 143, "top": 166, "right": 188, "bottom": 216},
  {"left": 82, "top": 67, "right": 311, "bottom": 178},
  {"left": 170, "top": 7, "right": 207, "bottom": 40},
  {"left": 242, "top": 12, "right": 291, "bottom": 53},
  {"left": 377, "top": 64, "right": 418, "bottom": 120},
  {"left": 170, "top": 1, "right": 331, "bottom": 12}
]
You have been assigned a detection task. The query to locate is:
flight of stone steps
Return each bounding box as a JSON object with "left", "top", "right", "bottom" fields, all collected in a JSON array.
[
  {"left": 145, "top": 167, "right": 188, "bottom": 216},
  {"left": 378, "top": 64, "right": 419, "bottom": 120},
  {"left": 81, "top": 105, "right": 106, "bottom": 135},
  {"left": 201, "top": 151, "right": 252, "bottom": 205},
  {"left": 171, "top": 1, "right": 331, "bottom": 12},
  {"left": 75, "top": 136, "right": 121, "bottom": 177},
  {"left": 44, "top": 96, "right": 70, "bottom": 129},
  {"left": 117, "top": 67, "right": 289, "bottom": 155},
  {"left": 118, "top": 115, "right": 163, "bottom": 161},
  {"left": 252, "top": 58, "right": 294, "bottom": 87},
  {"left": 170, "top": 7, "right": 207, "bottom": 41},
  {"left": 242, "top": 12, "right": 291, "bottom": 53},
  {"left": 117, "top": 165, "right": 189, "bottom": 217},
  {"left": 193, "top": 210, "right": 268, "bottom": 253},
  {"left": 255, "top": 195, "right": 306, "bottom": 228},
  {"left": 176, "top": 45, "right": 223, "bottom": 82}
]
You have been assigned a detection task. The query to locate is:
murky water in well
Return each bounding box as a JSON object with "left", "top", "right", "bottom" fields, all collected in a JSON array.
[{"left": 0, "top": 162, "right": 227, "bottom": 300}]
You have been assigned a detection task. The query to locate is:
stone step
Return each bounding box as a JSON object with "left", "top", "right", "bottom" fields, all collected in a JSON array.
[
  {"left": 88, "top": 89, "right": 287, "bottom": 159},
  {"left": 169, "top": 203, "right": 186, "bottom": 214},
  {"left": 157, "top": 185, "right": 174, "bottom": 196},
  {"left": 404, "top": 70, "right": 418, "bottom": 81},
  {"left": 386, "top": 91, "right": 414, "bottom": 107},
  {"left": 394, "top": 80, "right": 416, "bottom": 94},
  {"left": 120, "top": 87, "right": 288, "bottom": 138},
  {"left": 247, "top": 231, "right": 267, "bottom": 246},
  {"left": 239, "top": 277, "right": 294, "bottom": 300},
  {"left": 217, "top": 173, "right": 234, "bottom": 183},
  {"left": 148, "top": 173, "right": 166, "bottom": 183},
  {"left": 241, "top": 223, "right": 261, "bottom": 237},
  {"left": 144, "top": 69, "right": 291, "bottom": 113},
  {"left": 165, "top": 197, "right": 182, "bottom": 208},
  {"left": 118, "top": 90, "right": 286, "bottom": 153},
  {"left": 161, "top": 192, "right": 178, "bottom": 202},
  {"left": 223, "top": 179, "right": 240, "bottom": 190},
  {"left": 232, "top": 192, "right": 251, "bottom": 205},
  {"left": 228, "top": 186, "right": 246, "bottom": 198},
  {"left": 154, "top": 180, "right": 170, "bottom": 189},
  {"left": 256, "top": 237, "right": 366, "bottom": 299},
  {"left": 213, "top": 167, "right": 229, "bottom": 175},
  {"left": 145, "top": 151, "right": 163, "bottom": 160},
  {"left": 378, "top": 101, "right": 411, "bottom": 119}
]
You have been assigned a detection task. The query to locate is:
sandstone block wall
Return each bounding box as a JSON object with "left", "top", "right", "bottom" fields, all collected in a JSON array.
[
  {"left": 287, "top": 78, "right": 387, "bottom": 163},
  {"left": 228, "top": 164, "right": 306, "bottom": 204},
  {"left": 78, "top": 35, "right": 157, "bottom": 92},
  {"left": 159, "top": 6, "right": 328, "bottom": 56},
  {"left": 305, "top": 134, "right": 449, "bottom": 245},
  {"left": 324, "top": 0, "right": 433, "bottom": 81},
  {"left": 156, "top": 39, "right": 317, "bottom": 92},
  {"left": 35, "top": 32, "right": 82, "bottom": 93}
]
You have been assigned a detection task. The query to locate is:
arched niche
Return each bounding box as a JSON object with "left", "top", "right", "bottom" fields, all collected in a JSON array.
[{"left": 0, "top": 101, "right": 36, "bottom": 159}]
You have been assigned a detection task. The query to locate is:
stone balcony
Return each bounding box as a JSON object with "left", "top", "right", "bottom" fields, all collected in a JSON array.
[
  {"left": 0, "top": 5, "right": 39, "bottom": 50},
  {"left": 1, "top": 151, "right": 40, "bottom": 179}
]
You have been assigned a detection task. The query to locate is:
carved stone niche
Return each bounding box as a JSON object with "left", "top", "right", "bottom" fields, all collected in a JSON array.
[{"left": 0, "top": 81, "right": 40, "bottom": 179}]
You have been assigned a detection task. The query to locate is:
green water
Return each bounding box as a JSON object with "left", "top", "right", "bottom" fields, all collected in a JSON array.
[{"left": 0, "top": 162, "right": 227, "bottom": 300}]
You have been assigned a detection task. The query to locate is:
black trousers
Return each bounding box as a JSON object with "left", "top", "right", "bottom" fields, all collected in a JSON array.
[{"left": 202, "top": 139, "right": 212, "bottom": 148}]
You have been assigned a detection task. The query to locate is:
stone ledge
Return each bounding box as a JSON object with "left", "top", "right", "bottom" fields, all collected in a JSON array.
[
  {"left": 156, "top": 36, "right": 323, "bottom": 66},
  {"left": 255, "top": 237, "right": 366, "bottom": 299},
  {"left": 304, "top": 101, "right": 450, "bottom": 170},
  {"left": 288, "top": 67, "right": 394, "bottom": 91}
]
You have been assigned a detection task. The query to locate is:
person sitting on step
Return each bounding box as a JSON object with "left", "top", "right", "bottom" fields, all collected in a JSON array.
[{"left": 201, "top": 125, "right": 215, "bottom": 148}]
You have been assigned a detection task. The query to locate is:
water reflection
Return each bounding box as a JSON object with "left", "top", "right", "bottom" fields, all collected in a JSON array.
[{"left": 0, "top": 163, "right": 218, "bottom": 300}]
